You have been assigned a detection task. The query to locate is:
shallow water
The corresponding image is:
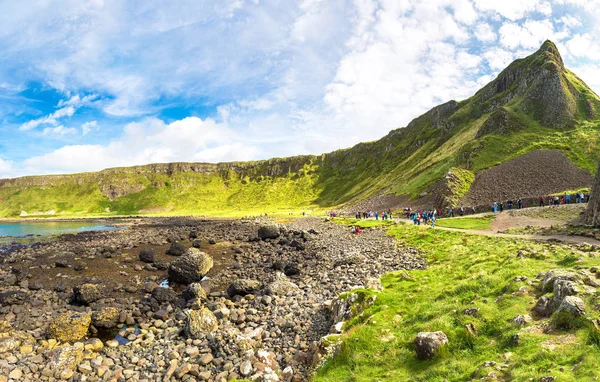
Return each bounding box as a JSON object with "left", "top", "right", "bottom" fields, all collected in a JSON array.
[{"left": 0, "top": 221, "right": 120, "bottom": 244}]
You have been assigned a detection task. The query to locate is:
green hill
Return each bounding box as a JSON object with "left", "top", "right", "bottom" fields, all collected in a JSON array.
[{"left": 1, "top": 41, "right": 599, "bottom": 218}]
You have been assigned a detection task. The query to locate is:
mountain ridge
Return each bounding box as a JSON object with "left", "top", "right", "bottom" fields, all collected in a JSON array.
[{"left": 1, "top": 40, "right": 599, "bottom": 217}]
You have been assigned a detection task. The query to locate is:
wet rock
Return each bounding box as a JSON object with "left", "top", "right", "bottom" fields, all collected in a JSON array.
[
  {"left": 139, "top": 249, "right": 155, "bottom": 263},
  {"left": 47, "top": 312, "right": 91, "bottom": 342},
  {"left": 168, "top": 248, "right": 214, "bottom": 284},
  {"left": 166, "top": 241, "right": 186, "bottom": 256},
  {"left": 71, "top": 284, "right": 102, "bottom": 305},
  {"left": 184, "top": 308, "right": 218, "bottom": 339},
  {"left": 227, "top": 279, "right": 262, "bottom": 297},
  {"left": 414, "top": 331, "right": 448, "bottom": 360}
]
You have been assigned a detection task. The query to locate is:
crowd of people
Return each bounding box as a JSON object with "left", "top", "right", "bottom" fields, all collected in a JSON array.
[
  {"left": 353, "top": 209, "right": 394, "bottom": 220},
  {"left": 489, "top": 192, "right": 590, "bottom": 213}
]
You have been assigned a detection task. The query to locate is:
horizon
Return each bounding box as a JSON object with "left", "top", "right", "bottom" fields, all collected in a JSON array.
[{"left": 2, "top": 1, "right": 600, "bottom": 178}]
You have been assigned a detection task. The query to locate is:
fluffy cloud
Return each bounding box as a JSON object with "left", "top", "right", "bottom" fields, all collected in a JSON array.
[
  {"left": 20, "top": 106, "right": 75, "bottom": 131},
  {"left": 474, "top": 0, "right": 552, "bottom": 21},
  {"left": 42, "top": 125, "right": 77, "bottom": 136},
  {"left": 474, "top": 22, "right": 497, "bottom": 42},
  {"left": 81, "top": 121, "right": 99, "bottom": 136},
  {"left": 23, "top": 117, "right": 261, "bottom": 174}
]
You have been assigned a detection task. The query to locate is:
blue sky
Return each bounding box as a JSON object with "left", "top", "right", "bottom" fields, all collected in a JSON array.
[{"left": 1, "top": 0, "right": 600, "bottom": 178}]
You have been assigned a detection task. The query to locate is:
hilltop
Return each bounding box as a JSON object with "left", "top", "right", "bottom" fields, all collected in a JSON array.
[{"left": 1, "top": 40, "right": 599, "bottom": 218}]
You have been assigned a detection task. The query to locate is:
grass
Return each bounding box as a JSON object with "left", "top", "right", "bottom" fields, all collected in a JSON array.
[
  {"left": 314, "top": 224, "right": 600, "bottom": 382},
  {"left": 333, "top": 218, "right": 397, "bottom": 229},
  {"left": 434, "top": 215, "right": 495, "bottom": 230}
]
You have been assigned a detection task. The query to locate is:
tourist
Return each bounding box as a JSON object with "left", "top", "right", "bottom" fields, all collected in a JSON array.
[{"left": 539, "top": 196, "right": 544, "bottom": 207}]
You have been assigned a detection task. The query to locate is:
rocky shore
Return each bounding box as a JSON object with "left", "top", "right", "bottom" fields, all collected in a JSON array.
[{"left": 0, "top": 217, "right": 424, "bottom": 381}]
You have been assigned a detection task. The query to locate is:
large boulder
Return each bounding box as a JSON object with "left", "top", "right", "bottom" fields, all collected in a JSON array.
[
  {"left": 553, "top": 296, "right": 586, "bottom": 328},
  {"left": 168, "top": 248, "right": 213, "bottom": 284},
  {"left": 414, "top": 331, "right": 448, "bottom": 360},
  {"left": 534, "top": 296, "right": 554, "bottom": 317},
  {"left": 182, "top": 283, "right": 207, "bottom": 301},
  {"left": 139, "top": 249, "right": 155, "bottom": 263},
  {"left": 553, "top": 279, "right": 580, "bottom": 306},
  {"left": 46, "top": 345, "right": 84, "bottom": 380},
  {"left": 227, "top": 279, "right": 262, "bottom": 297},
  {"left": 541, "top": 270, "right": 578, "bottom": 293},
  {"left": 166, "top": 241, "right": 186, "bottom": 256},
  {"left": 71, "top": 284, "right": 102, "bottom": 305},
  {"left": 184, "top": 308, "right": 218, "bottom": 339},
  {"left": 0, "top": 290, "right": 28, "bottom": 306},
  {"left": 258, "top": 225, "right": 281, "bottom": 240},
  {"left": 47, "top": 312, "right": 91, "bottom": 342},
  {"left": 91, "top": 307, "right": 119, "bottom": 329}
]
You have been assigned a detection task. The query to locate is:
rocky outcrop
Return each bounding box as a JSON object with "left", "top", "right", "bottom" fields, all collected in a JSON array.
[
  {"left": 71, "top": 284, "right": 103, "bottom": 305},
  {"left": 584, "top": 161, "right": 600, "bottom": 226},
  {"left": 184, "top": 308, "right": 218, "bottom": 339}
]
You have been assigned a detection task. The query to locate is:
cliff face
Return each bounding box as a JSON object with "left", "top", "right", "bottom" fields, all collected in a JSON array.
[{"left": 584, "top": 161, "right": 600, "bottom": 226}]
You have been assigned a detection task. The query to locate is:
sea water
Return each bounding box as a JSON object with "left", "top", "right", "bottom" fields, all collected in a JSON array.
[{"left": 0, "top": 221, "right": 120, "bottom": 244}]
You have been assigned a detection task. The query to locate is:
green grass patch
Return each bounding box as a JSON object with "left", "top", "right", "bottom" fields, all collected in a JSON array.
[
  {"left": 315, "top": 224, "right": 600, "bottom": 381},
  {"left": 333, "top": 218, "right": 396, "bottom": 229},
  {"left": 434, "top": 215, "right": 495, "bottom": 230}
]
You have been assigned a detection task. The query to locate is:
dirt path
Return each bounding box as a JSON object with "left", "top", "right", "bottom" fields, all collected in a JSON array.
[{"left": 432, "top": 225, "right": 600, "bottom": 245}]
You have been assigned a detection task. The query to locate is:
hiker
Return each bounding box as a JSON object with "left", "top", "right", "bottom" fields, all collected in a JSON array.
[
  {"left": 459, "top": 207, "right": 464, "bottom": 216},
  {"left": 375, "top": 211, "right": 379, "bottom": 220},
  {"left": 499, "top": 202, "right": 504, "bottom": 212},
  {"left": 449, "top": 208, "right": 454, "bottom": 217},
  {"left": 431, "top": 215, "right": 436, "bottom": 227},
  {"left": 566, "top": 194, "right": 571, "bottom": 204},
  {"left": 539, "top": 196, "right": 544, "bottom": 207}
]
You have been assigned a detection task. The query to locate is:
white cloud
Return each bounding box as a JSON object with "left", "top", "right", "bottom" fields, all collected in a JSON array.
[
  {"left": 42, "top": 125, "right": 77, "bottom": 136},
  {"left": 474, "top": 0, "right": 553, "bottom": 21},
  {"left": 0, "top": 158, "right": 15, "bottom": 179},
  {"left": 474, "top": 22, "right": 497, "bottom": 42},
  {"left": 565, "top": 33, "right": 600, "bottom": 60},
  {"left": 499, "top": 19, "right": 558, "bottom": 49},
  {"left": 19, "top": 106, "right": 75, "bottom": 131},
  {"left": 23, "top": 116, "right": 261, "bottom": 174},
  {"left": 81, "top": 121, "right": 99, "bottom": 135}
]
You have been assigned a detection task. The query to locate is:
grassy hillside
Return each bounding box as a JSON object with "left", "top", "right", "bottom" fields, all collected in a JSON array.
[
  {"left": 1, "top": 41, "right": 600, "bottom": 218},
  {"left": 316, "top": 223, "right": 600, "bottom": 381}
]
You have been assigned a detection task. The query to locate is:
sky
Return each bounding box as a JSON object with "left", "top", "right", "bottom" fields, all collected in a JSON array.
[{"left": 1, "top": 0, "right": 600, "bottom": 178}]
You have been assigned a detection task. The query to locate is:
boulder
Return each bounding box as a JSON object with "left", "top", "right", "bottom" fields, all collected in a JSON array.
[
  {"left": 189, "top": 231, "right": 198, "bottom": 239},
  {"left": 534, "top": 296, "right": 554, "bottom": 317},
  {"left": 541, "top": 270, "right": 579, "bottom": 293},
  {"left": 0, "top": 290, "right": 28, "bottom": 306},
  {"left": 47, "top": 312, "right": 91, "bottom": 342},
  {"left": 414, "top": 331, "right": 448, "bottom": 360},
  {"left": 553, "top": 279, "right": 580, "bottom": 306},
  {"left": 168, "top": 248, "right": 213, "bottom": 284},
  {"left": 182, "top": 283, "right": 207, "bottom": 301},
  {"left": 138, "top": 249, "right": 155, "bottom": 263},
  {"left": 46, "top": 345, "right": 84, "bottom": 380},
  {"left": 284, "top": 263, "right": 300, "bottom": 276},
  {"left": 184, "top": 308, "right": 218, "bottom": 339},
  {"left": 553, "top": 296, "right": 586, "bottom": 328},
  {"left": 192, "top": 240, "right": 202, "bottom": 249},
  {"left": 166, "top": 241, "right": 186, "bottom": 256},
  {"left": 265, "top": 273, "right": 299, "bottom": 296},
  {"left": 227, "top": 279, "right": 262, "bottom": 297},
  {"left": 152, "top": 286, "right": 177, "bottom": 303},
  {"left": 71, "top": 284, "right": 102, "bottom": 305},
  {"left": 511, "top": 314, "right": 532, "bottom": 326},
  {"left": 258, "top": 225, "right": 280, "bottom": 240},
  {"left": 91, "top": 307, "right": 119, "bottom": 329}
]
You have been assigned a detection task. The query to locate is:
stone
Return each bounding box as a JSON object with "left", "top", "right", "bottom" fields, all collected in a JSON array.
[
  {"left": 71, "top": 284, "right": 102, "bottom": 305},
  {"left": 8, "top": 368, "right": 22, "bottom": 380},
  {"left": 165, "top": 359, "right": 178, "bottom": 380},
  {"left": 553, "top": 279, "right": 580, "bottom": 306},
  {"left": 139, "top": 249, "right": 155, "bottom": 263},
  {"left": 166, "top": 241, "right": 186, "bottom": 256},
  {"left": 534, "top": 296, "right": 554, "bottom": 317},
  {"left": 168, "top": 248, "right": 214, "bottom": 284},
  {"left": 152, "top": 286, "right": 177, "bottom": 303},
  {"left": 239, "top": 360, "right": 253, "bottom": 376},
  {"left": 553, "top": 296, "right": 586, "bottom": 328},
  {"left": 91, "top": 307, "right": 119, "bottom": 329},
  {"left": 265, "top": 273, "right": 299, "bottom": 296},
  {"left": 192, "top": 240, "right": 202, "bottom": 248},
  {"left": 227, "top": 279, "right": 262, "bottom": 297},
  {"left": 184, "top": 308, "right": 218, "bottom": 339},
  {"left": 584, "top": 160, "right": 600, "bottom": 226},
  {"left": 258, "top": 224, "right": 281, "bottom": 240},
  {"left": 182, "top": 283, "right": 207, "bottom": 301},
  {"left": 47, "top": 312, "right": 91, "bottom": 342},
  {"left": 414, "top": 331, "right": 448, "bottom": 360},
  {"left": 199, "top": 353, "right": 213, "bottom": 365},
  {"left": 511, "top": 314, "right": 532, "bottom": 326},
  {"left": 0, "top": 290, "right": 28, "bottom": 306},
  {"left": 46, "top": 345, "right": 84, "bottom": 380}
]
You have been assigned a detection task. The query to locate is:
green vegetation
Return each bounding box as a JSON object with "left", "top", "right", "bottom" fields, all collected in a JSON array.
[
  {"left": 434, "top": 215, "right": 495, "bottom": 230},
  {"left": 315, "top": 224, "right": 600, "bottom": 381},
  {"left": 333, "top": 218, "right": 396, "bottom": 229}
]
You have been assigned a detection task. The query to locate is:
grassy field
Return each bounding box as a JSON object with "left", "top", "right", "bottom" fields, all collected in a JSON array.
[
  {"left": 434, "top": 215, "right": 495, "bottom": 230},
  {"left": 315, "top": 224, "right": 600, "bottom": 381}
]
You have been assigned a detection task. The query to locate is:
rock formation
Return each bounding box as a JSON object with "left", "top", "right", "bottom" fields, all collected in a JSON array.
[{"left": 584, "top": 161, "right": 600, "bottom": 226}]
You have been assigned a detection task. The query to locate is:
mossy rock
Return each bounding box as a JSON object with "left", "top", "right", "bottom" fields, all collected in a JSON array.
[{"left": 47, "top": 312, "right": 91, "bottom": 342}]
